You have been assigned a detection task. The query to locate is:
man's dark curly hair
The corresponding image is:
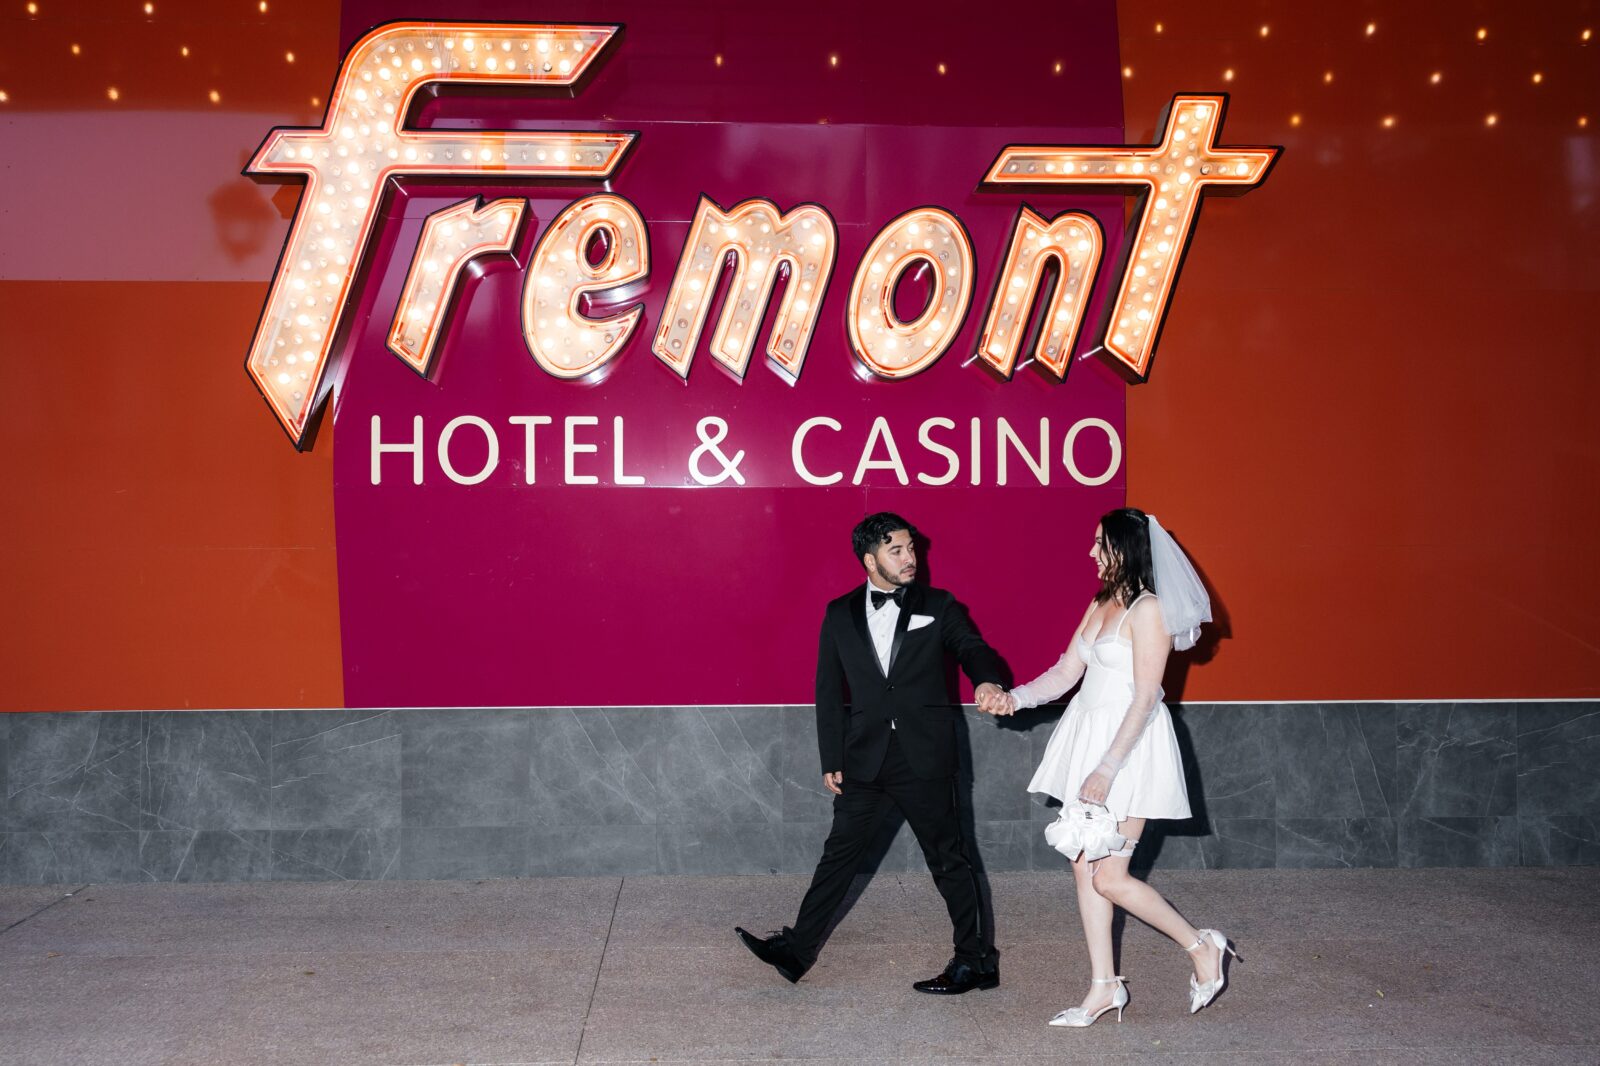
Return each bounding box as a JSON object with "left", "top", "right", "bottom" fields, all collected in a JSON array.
[{"left": 851, "top": 512, "right": 918, "bottom": 567}]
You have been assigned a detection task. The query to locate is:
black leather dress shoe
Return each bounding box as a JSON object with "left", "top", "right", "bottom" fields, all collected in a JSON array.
[
  {"left": 735, "top": 926, "right": 810, "bottom": 984},
  {"left": 912, "top": 961, "right": 1000, "bottom": 995}
]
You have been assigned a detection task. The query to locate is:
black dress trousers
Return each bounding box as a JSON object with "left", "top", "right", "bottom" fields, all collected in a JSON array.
[{"left": 788, "top": 729, "right": 990, "bottom": 968}]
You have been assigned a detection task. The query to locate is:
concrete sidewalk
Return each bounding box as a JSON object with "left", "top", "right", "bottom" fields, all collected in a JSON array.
[{"left": 1, "top": 867, "right": 1597, "bottom": 1065}]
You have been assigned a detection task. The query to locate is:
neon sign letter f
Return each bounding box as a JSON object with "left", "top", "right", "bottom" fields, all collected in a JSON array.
[{"left": 245, "top": 21, "right": 635, "bottom": 448}]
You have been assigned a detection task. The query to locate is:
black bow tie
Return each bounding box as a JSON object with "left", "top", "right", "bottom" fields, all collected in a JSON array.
[{"left": 870, "top": 588, "right": 905, "bottom": 610}]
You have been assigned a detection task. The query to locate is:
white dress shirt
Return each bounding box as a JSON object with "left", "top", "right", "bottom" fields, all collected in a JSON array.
[
  {"left": 865, "top": 584, "right": 905, "bottom": 730},
  {"left": 865, "top": 581, "right": 902, "bottom": 674}
]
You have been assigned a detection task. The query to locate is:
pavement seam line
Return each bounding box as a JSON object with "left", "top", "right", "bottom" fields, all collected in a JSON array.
[
  {"left": 572, "top": 876, "right": 625, "bottom": 1065},
  {"left": 0, "top": 883, "right": 88, "bottom": 938}
]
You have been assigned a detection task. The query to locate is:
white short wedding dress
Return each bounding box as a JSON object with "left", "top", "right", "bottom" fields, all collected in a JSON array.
[{"left": 1013, "top": 594, "right": 1191, "bottom": 822}]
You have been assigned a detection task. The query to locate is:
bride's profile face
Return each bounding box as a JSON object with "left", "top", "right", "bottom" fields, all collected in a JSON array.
[{"left": 1090, "top": 524, "right": 1112, "bottom": 580}]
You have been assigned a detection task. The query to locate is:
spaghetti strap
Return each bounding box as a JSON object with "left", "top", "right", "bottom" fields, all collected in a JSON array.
[{"left": 1115, "top": 591, "right": 1153, "bottom": 639}]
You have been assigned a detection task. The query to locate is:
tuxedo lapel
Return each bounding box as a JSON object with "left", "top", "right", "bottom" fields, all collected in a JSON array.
[
  {"left": 851, "top": 584, "right": 885, "bottom": 678},
  {"left": 886, "top": 584, "right": 923, "bottom": 677}
]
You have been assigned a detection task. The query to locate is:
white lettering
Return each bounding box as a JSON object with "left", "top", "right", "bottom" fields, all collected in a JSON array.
[
  {"left": 438, "top": 415, "right": 499, "bottom": 485},
  {"left": 612, "top": 416, "right": 645, "bottom": 485},
  {"left": 997, "top": 417, "right": 1049, "bottom": 486},
  {"left": 371, "top": 414, "right": 424, "bottom": 485},
  {"left": 792, "top": 416, "right": 843, "bottom": 486},
  {"left": 1063, "top": 417, "right": 1122, "bottom": 486},
  {"left": 564, "top": 415, "right": 600, "bottom": 484},
  {"left": 508, "top": 415, "right": 553, "bottom": 484},
  {"left": 852, "top": 416, "right": 908, "bottom": 486},
  {"left": 969, "top": 417, "right": 982, "bottom": 486},
  {"left": 916, "top": 417, "right": 959, "bottom": 486}
]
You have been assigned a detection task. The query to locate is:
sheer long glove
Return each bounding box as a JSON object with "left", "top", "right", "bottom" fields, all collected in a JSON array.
[{"left": 1008, "top": 650, "right": 1087, "bottom": 711}]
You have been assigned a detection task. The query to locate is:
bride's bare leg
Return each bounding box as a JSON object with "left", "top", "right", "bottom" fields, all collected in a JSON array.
[
  {"left": 1089, "top": 817, "right": 1221, "bottom": 985},
  {"left": 1070, "top": 854, "right": 1119, "bottom": 1012}
]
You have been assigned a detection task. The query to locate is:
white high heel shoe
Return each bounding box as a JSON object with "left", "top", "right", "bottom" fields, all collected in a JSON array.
[
  {"left": 1048, "top": 975, "right": 1128, "bottom": 1027},
  {"left": 1185, "top": 929, "right": 1240, "bottom": 1014}
]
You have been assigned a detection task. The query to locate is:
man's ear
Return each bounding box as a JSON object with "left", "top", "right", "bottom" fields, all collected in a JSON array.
[{"left": 862, "top": 553, "right": 878, "bottom": 575}]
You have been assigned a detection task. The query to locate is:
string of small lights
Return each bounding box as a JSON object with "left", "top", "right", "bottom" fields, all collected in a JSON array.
[{"left": 0, "top": 4, "right": 1592, "bottom": 133}]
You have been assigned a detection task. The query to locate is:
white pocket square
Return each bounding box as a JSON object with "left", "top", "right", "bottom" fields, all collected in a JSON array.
[{"left": 908, "top": 614, "right": 935, "bottom": 631}]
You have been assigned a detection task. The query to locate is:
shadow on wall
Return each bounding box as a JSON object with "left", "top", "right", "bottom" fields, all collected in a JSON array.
[{"left": 209, "top": 152, "right": 293, "bottom": 264}]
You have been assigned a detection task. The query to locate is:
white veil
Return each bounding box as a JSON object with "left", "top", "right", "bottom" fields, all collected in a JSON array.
[{"left": 1146, "top": 515, "right": 1211, "bottom": 651}]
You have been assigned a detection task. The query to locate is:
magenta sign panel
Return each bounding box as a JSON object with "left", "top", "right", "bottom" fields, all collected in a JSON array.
[{"left": 323, "top": 0, "right": 1129, "bottom": 707}]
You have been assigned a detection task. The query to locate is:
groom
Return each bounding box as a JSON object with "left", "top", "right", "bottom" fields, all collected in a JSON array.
[{"left": 737, "top": 513, "right": 1007, "bottom": 993}]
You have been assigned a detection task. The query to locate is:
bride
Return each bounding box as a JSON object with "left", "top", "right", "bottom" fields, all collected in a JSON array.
[{"left": 980, "top": 508, "right": 1237, "bottom": 1026}]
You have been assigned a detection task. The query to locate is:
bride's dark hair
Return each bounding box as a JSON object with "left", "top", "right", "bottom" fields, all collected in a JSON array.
[{"left": 1095, "top": 507, "right": 1155, "bottom": 606}]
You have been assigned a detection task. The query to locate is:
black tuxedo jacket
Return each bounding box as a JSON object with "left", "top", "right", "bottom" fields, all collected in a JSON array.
[{"left": 814, "top": 582, "right": 1005, "bottom": 781}]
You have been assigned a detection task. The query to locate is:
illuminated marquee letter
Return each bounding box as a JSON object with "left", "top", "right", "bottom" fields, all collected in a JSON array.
[
  {"left": 652, "top": 197, "right": 838, "bottom": 382},
  {"left": 975, "top": 207, "right": 1103, "bottom": 379},
  {"left": 848, "top": 208, "right": 975, "bottom": 380},
  {"left": 983, "top": 94, "right": 1279, "bottom": 380},
  {"left": 523, "top": 194, "right": 650, "bottom": 380},
  {"left": 245, "top": 22, "right": 636, "bottom": 447},
  {"left": 387, "top": 197, "right": 526, "bottom": 375}
]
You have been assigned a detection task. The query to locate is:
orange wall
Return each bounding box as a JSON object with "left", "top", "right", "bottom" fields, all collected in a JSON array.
[
  {"left": 1120, "top": 2, "right": 1600, "bottom": 698},
  {"left": 0, "top": 1, "right": 344, "bottom": 711},
  {"left": 2, "top": 1, "right": 1596, "bottom": 709},
  {"left": 0, "top": 283, "right": 345, "bottom": 710}
]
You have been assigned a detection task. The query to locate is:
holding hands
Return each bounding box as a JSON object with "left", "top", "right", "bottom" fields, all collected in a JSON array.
[{"left": 975, "top": 682, "right": 1016, "bottom": 717}]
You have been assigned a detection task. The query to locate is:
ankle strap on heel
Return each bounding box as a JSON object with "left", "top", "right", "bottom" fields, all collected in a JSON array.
[{"left": 1091, "top": 975, "right": 1126, "bottom": 984}]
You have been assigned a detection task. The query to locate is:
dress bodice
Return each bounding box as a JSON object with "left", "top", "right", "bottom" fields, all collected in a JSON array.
[
  {"left": 1077, "top": 634, "right": 1133, "bottom": 671},
  {"left": 1077, "top": 635, "right": 1143, "bottom": 702}
]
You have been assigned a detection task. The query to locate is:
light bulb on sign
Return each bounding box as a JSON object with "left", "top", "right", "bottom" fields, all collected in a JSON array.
[
  {"left": 387, "top": 197, "right": 527, "bottom": 375},
  {"left": 847, "top": 207, "right": 974, "bottom": 380},
  {"left": 652, "top": 197, "right": 837, "bottom": 382},
  {"left": 974, "top": 205, "right": 1103, "bottom": 379},
  {"left": 242, "top": 21, "right": 637, "bottom": 447},
  {"left": 982, "top": 94, "right": 1279, "bottom": 381},
  {"left": 522, "top": 194, "right": 650, "bottom": 381}
]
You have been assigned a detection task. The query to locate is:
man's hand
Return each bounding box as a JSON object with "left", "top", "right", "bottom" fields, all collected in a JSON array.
[
  {"left": 975, "top": 683, "right": 1015, "bottom": 716},
  {"left": 823, "top": 771, "right": 843, "bottom": 795},
  {"left": 975, "top": 682, "right": 1003, "bottom": 714}
]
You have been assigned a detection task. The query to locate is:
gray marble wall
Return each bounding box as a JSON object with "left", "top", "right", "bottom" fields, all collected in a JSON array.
[{"left": 1, "top": 702, "right": 1595, "bottom": 883}]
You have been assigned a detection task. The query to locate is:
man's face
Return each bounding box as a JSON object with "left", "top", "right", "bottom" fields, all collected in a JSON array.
[{"left": 865, "top": 529, "right": 917, "bottom": 588}]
